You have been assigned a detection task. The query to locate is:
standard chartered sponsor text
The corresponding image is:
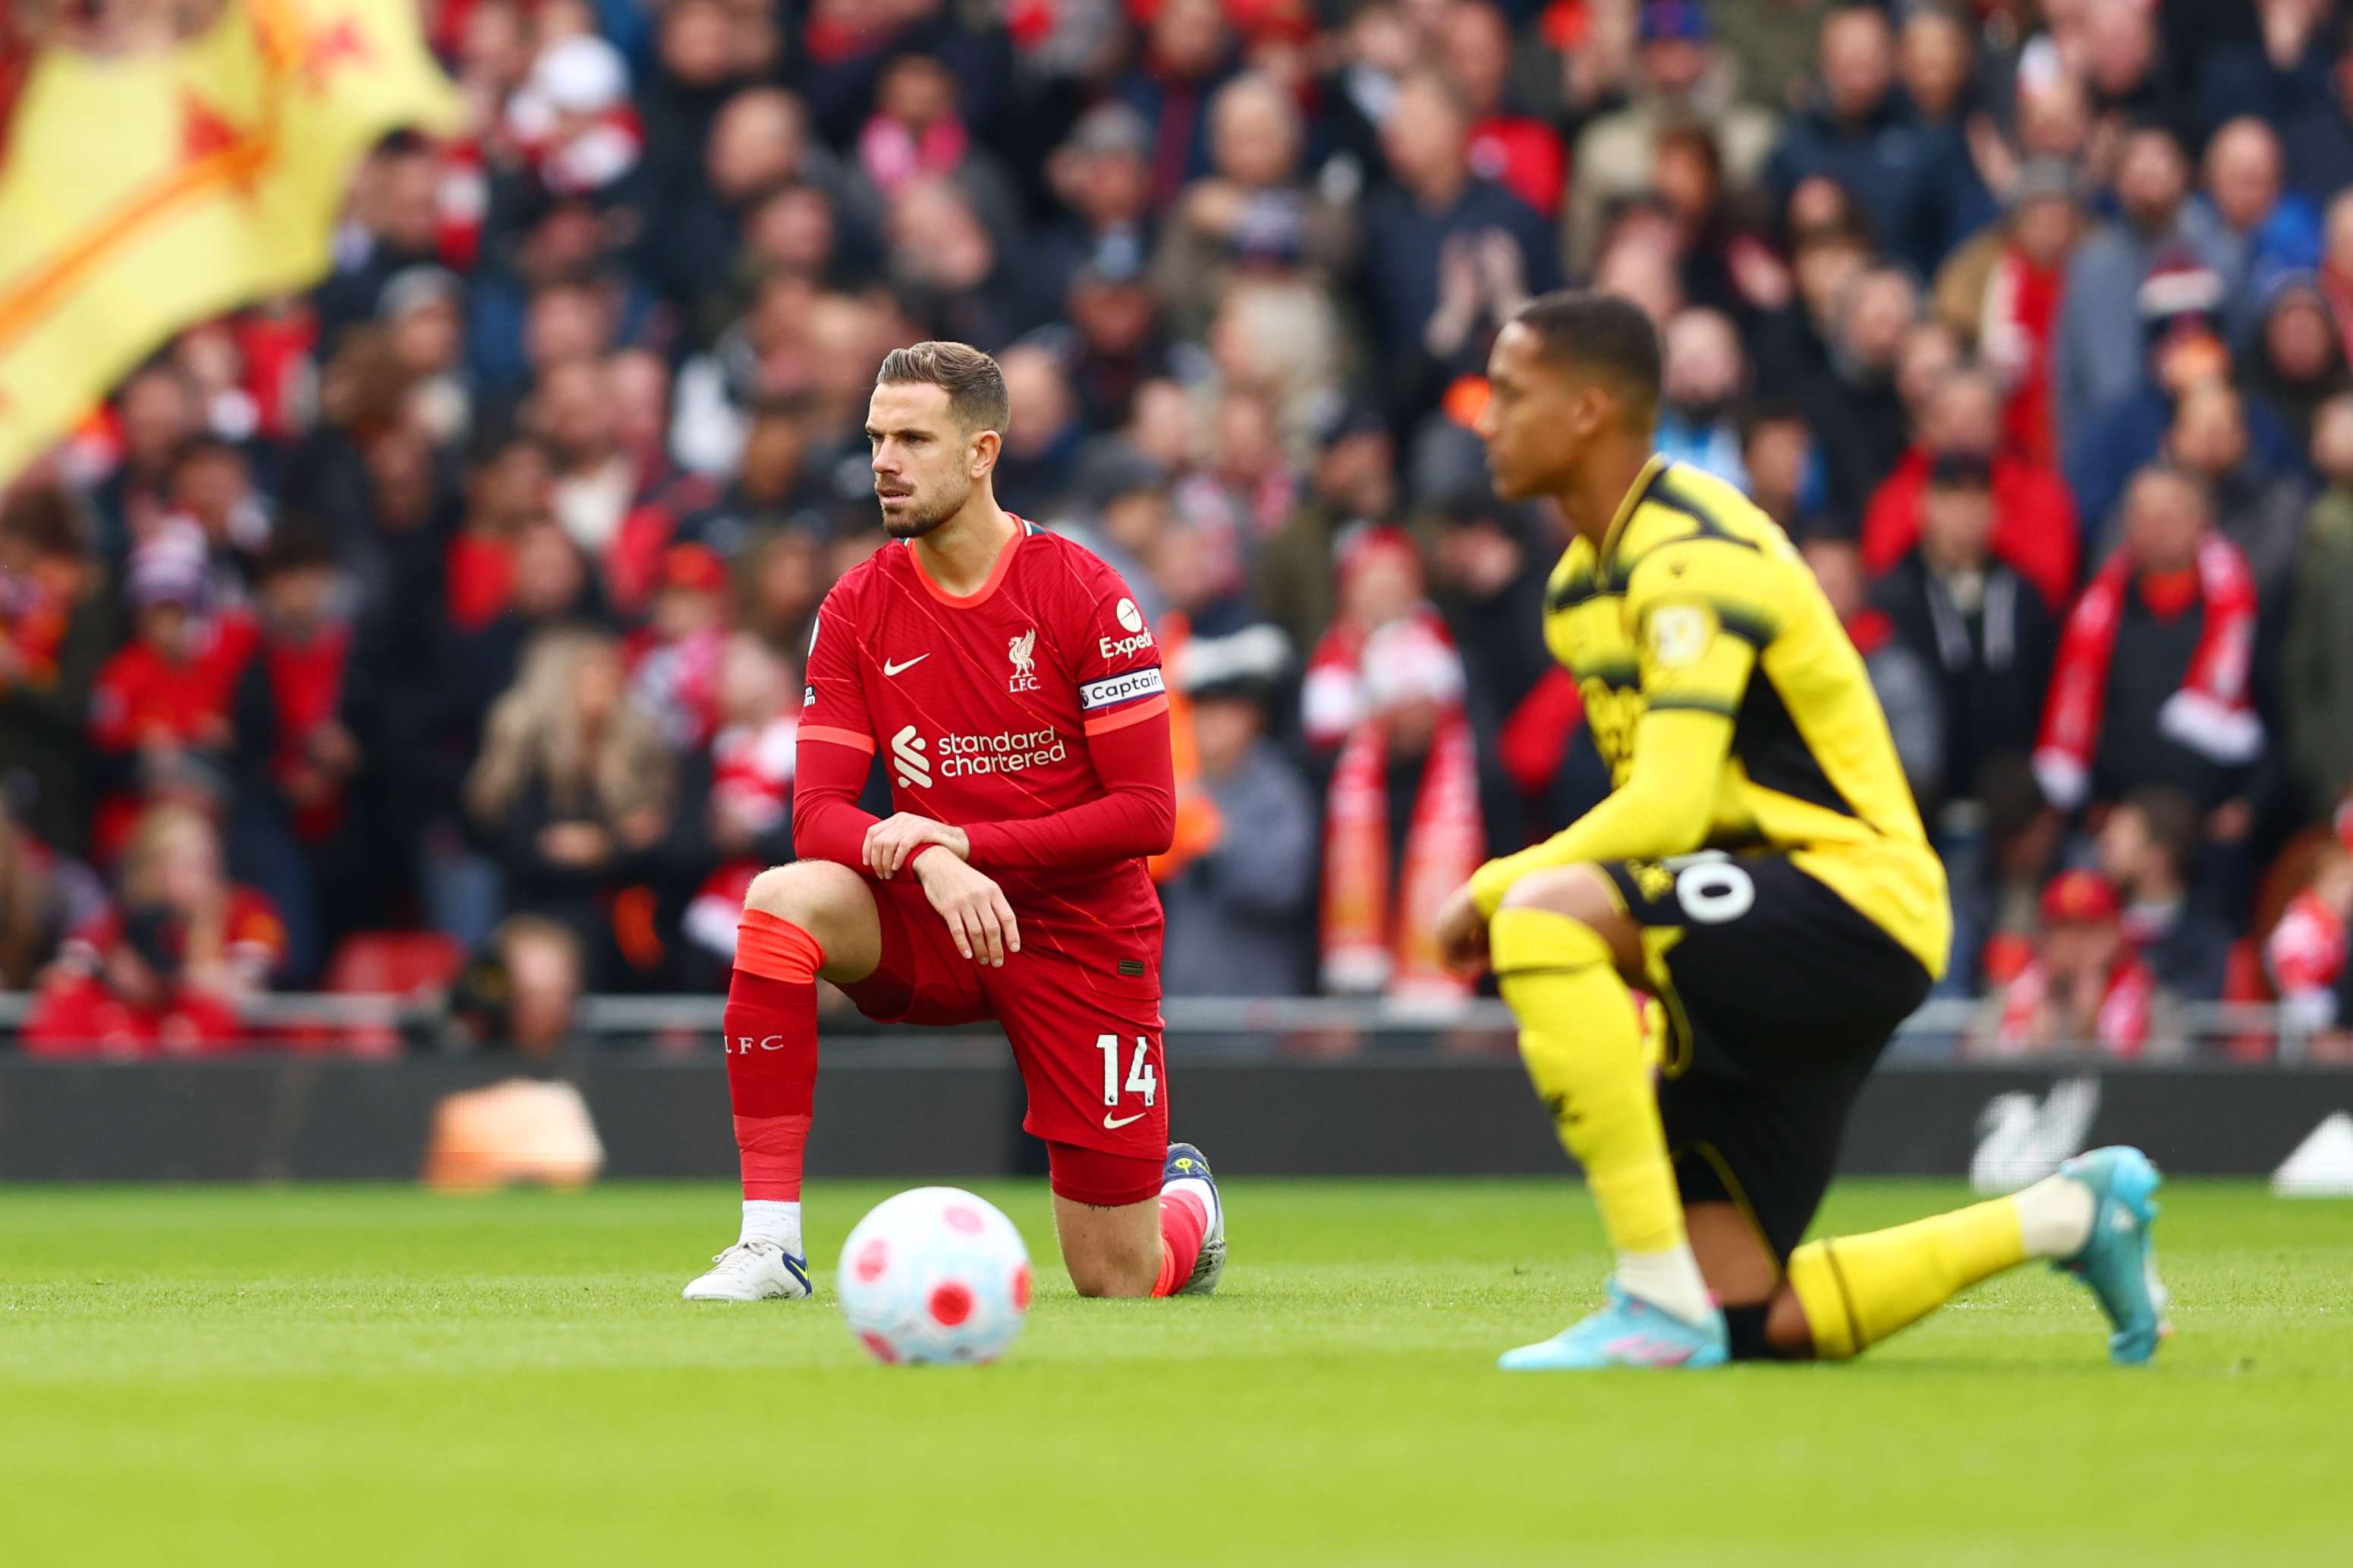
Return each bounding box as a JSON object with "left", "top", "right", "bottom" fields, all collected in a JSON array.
[{"left": 937, "top": 727, "right": 1069, "bottom": 775}]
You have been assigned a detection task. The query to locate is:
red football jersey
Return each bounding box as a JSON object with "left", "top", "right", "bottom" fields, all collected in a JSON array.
[{"left": 797, "top": 520, "right": 1170, "bottom": 948}]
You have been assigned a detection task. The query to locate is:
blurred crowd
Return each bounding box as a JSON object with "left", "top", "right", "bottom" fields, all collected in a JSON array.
[{"left": 11, "top": 0, "right": 2353, "bottom": 1061}]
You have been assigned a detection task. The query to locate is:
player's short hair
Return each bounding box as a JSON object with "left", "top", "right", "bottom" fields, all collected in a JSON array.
[
  {"left": 876, "top": 341, "right": 1011, "bottom": 436},
  {"left": 1509, "top": 290, "right": 1663, "bottom": 425}
]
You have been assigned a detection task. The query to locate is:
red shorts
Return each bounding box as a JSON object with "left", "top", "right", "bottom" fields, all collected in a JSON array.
[{"left": 839, "top": 873, "right": 1168, "bottom": 1208}]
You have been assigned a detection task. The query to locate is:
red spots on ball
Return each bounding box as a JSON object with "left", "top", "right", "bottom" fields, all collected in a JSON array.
[
  {"left": 1011, "top": 1262, "right": 1032, "bottom": 1311},
  {"left": 854, "top": 1237, "right": 889, "bottom": 1283},
  {"left": 929, "top": 1281, "right": 974, "bottom": 1326},
  {"left": 860, "top": 1331, "right": 900, "bottom": 1365},
  {"left": 943, "top": 1205, "right": 983, "bottom": 1235}
]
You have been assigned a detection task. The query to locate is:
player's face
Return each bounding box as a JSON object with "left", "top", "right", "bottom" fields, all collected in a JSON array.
[
  {"left": 867, "top": 382, "right": 989, "bottom": 539},
  {"left": 1477, "top": 322, "right": 1596, "bottom": 501}
]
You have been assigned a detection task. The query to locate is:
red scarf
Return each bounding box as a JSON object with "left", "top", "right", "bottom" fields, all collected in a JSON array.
[
  {"left": 2032, "top": 536, "right": 2260, "bottom": 810},
  {"left": 1983, "top": 245, "right": 2065, "bottom": 467},
  {"left": 1320, "top": 712, "right": 1483, "bottom": 1002}
]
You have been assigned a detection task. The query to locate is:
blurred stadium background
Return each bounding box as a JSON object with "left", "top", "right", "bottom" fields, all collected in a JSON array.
[{"left": 3, "top": 0, "right": 2353, "bottom": 1192}]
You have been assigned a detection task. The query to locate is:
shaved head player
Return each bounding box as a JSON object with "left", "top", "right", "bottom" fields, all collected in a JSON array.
[
  {"left": 1434, "top": 291, "right": 2169, "bottom": 1368},
  {"left": 687, "top": 342, "right": 1223, "bottom": 1303}
]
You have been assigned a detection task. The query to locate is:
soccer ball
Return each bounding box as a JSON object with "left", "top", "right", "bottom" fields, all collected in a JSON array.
[{"left": 836, "top": 1187, "right": 1033, "bottom": 1365}]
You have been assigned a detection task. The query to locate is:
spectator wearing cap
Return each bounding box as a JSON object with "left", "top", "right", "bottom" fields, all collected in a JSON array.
[
  {"left": 2053, "top": 123, "right": 2235, "bottom": 452},
  {"left": 1654, "top": 307, "right": 1750, "bottom": 487},
  {"left": 2064, "top": 247, "right": 2296, "bottom": 536},
  {"left": 2195, "top": 117, "right": 2322, "bottom": 328},
  {"left": 1153, "top": 72, "right": 1356, "bottom": 342},
  {"left": 1928, "top": 159, "right": 2083, "bottom": 469},
  {"left": 1874, "top": 450, "right": 2059, "bottom": 821},
  {"left": 1863, "top": 364, "right": 2078, "bottom": 609},
  {"left": 1160, "top": 627, "right": 1317, "bottom": 998},
  {"left": 1976, "top": 870, "right": 2172, "bottom": 1060},
  {"left": 501, "top": 32, "right": 646, "bottom": 207},
  {"left": 1112, "top": 0, "right": 1240, "bottom": 207},
  {"left": 2096, "top": 784, "right": 2235, "bottom": 1004},
  {"left": 2035, "top": 466, "right": 2264, "bottom": 828},
  {"left": 2282, "top": 394, "right": 2353, "bottom": 817},
  {"left": 1763, "top": 5, "right": 1944, "bottom": 277},
  {"left": 1564, "top": 0, "right": 1779, "bottom": 276},
  {"left": 1043, "top": 235, "right": 1177, "bottom": 435},
  {"left": 1358, "top": 69, "right": 1559, "bottom": 376},
  {"left": 1439, "top": 1, "right": 1565, "bottom": 218},
  {"left": 87, "top": 529, "right": 247, "bottom": 861},
  {"left": 0, "top": 484, "right": 115, "bottom": 859},
  {"left": 1056, "top": 441, "right": 1175, "bottom": 623},
  {"left": 1034, "top": 103, "right": 1159, "bottom": 320},
  {"left": 1256, "top": 407, "right": 1402, "bottom": 665},
  {"left": 2242, "top": 274, "right": 2351, "bottom": 473}
]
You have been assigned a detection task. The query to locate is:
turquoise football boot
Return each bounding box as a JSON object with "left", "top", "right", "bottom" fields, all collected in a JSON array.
[
  {"left": 1499, "top": 1282, "right": 1729, "bottom": 1370},
  {"left": 2055, "top": 1145, "right": 2170, "bottom": 1365}
]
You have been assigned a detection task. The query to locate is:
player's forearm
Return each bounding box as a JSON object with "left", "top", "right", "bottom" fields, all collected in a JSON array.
[
  {"left": 1469, "top": 709, "right": 1729, "bottom": 915},
  {"left": 961, "top": 710, "right": 1176, "bottom": 870},
  {"left": 792, "top": 733, "right": 885, "bottom": 869},
  {"left": 961, "top": 787, "right": 1176, "bottom": 869}
]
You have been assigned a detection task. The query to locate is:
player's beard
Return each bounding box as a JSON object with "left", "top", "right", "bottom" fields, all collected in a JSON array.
[{"left": 879, "top": 474, "right": 971, "bottom": 539}]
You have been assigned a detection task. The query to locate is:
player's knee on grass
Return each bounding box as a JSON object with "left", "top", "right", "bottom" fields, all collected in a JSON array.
[
  {"left": 1494, "top": 865, "right": 1644, "bottom": 977},
  {"left": 743, "top": 862, "right": 882, "bottom": 982},
  {"left": 1055, "top": 1196, "right": 1162, "bottom": 1298}
]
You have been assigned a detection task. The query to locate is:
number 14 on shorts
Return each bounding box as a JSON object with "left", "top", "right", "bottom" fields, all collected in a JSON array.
[{"left": 1095, "top": 1034, "right": 1157, "bottom": 1121}]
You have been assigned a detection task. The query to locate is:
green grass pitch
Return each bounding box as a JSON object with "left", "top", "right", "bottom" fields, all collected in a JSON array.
[{"left": 3, "top": 1180, "right": 2347, "bottom": 1566}]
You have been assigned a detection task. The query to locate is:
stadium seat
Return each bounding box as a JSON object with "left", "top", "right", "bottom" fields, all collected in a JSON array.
[{"left": 317, "top": 932, "right": 466, "bottom": 1057}]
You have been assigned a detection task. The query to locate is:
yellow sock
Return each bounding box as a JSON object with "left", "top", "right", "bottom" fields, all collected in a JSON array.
[
  {"left": 1492, "top": 907, "right": 1686, "bottom": 1257},
  {"left": 1785, "top": 1198, "right": 2031, "bottom": 1359}
]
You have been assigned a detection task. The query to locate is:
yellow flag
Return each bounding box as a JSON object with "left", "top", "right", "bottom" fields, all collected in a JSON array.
[{"left": 0, "top": 0, "right": 461, "bottom": 482}]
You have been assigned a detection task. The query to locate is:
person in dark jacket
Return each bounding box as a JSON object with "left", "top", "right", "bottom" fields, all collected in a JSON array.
[
  {"left": 1798, "top": 262, "right": 1920, "bottom": 533},
  {"left": 1874, "top": 452, "right": 2059, "bottom": 819},
  {"left": 2095, "top": 784, "right": 2235, "bottom": 1004},
  {"left": 1763, "top": 5, "right": 1942, "bottom": 275},
  {"left": 0, "top": 484, "right": 115, "bottom": 859},
  {"left": 1159, "top": 631, "right": 1317, "bottom": 998}
]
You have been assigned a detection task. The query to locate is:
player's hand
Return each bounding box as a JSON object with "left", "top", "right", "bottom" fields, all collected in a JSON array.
[
  {"left": 864, "top": 812, "right": 970, "bottom": 879},
  {"left": 912, "top": 852, "right": 1020, "bottom": 966},
  {"left": 1434, "top": 881, "right": 1489, "bottom": 978}
]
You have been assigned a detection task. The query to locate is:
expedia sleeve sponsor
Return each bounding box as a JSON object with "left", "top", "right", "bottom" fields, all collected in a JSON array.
[{"left": 1078, "top": 667, "right": 1165, "bottom": 712}]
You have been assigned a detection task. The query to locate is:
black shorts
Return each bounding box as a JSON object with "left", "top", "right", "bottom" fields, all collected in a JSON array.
[{"left": 1600, "top": 852, "right": 1933, "bottom": 1262}]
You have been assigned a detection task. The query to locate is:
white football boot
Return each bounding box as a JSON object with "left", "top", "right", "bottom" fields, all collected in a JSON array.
[{"left": 682, "top": 1239, "right": 812, "bottom": 1301}]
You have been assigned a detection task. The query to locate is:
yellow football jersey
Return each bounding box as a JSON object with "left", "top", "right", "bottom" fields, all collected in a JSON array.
[{"left": 1503, "top": 454, "right": 1949, "bottom": 977}]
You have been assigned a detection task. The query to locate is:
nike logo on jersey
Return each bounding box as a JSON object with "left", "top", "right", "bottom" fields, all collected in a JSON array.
[
  {"left": 882, "top": 655, "right": 929, "bottom": 677},
  {"left": 1103, "top": 1111, "right": 1147, "bottom": 1130}
]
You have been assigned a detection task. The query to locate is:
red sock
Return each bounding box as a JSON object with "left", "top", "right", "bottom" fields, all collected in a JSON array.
[
  {"left": 725, "top": 910, "right": 823, "bottom": 1201},
  {"left": 1151, "top": 1188, "right": 1209, "bottom": 1297}
]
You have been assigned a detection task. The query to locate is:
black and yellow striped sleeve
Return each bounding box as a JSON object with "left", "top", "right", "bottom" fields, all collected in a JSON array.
[{"left": 1623, "top": 536, "right": 1775, "bottom": 716}]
